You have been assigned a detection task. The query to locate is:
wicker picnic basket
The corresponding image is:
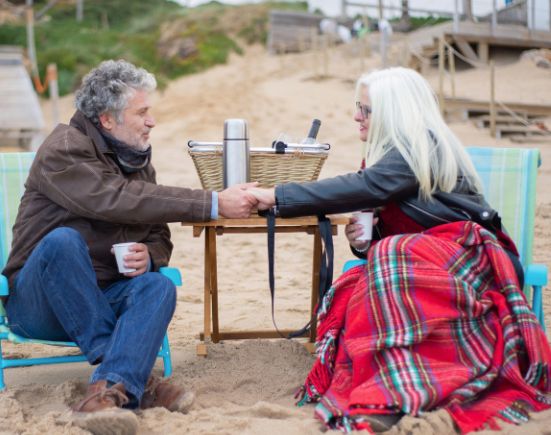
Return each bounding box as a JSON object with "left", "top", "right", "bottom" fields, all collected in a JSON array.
[{"left": 188, "top": 141, "right": 329, "bottom": 190}]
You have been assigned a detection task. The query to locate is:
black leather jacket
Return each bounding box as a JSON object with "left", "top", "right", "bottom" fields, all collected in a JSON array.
[
  {"left": 275, "top": 148, "right": 501, "bottom": 231},
  {"left": 274, "top": 148, "right": 524, "bottom": 285}
]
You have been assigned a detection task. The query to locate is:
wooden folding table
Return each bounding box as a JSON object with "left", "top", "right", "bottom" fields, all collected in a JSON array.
[{"left": 181, "top": 215, "right": 349, "bottom": 356}]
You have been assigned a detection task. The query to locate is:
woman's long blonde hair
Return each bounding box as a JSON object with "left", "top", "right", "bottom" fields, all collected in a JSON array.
[{"left": 356, "top": 67, "right": 481, "bottom": 199}]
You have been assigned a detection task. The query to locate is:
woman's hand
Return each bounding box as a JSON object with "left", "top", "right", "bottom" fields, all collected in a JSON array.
[
  {"left": 345, "top": 215, "right": 378, "bottom": 251},
  {"left": 249, "top": 187, "right": 276, "bottom": 210}
]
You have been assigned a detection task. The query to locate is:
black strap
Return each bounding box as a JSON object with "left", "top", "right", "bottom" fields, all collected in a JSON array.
[
  {"left": 266, "top": 210, "right": 288, "bottom": 338},
  {"left": 266, "top": 211, "right": 334, "bottom": 339},
  {"left": 317, "top": 215, "right": 334, "bottom": 304}
]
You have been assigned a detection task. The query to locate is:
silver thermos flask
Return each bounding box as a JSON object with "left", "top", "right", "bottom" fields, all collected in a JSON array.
[{"left": 223, "top": 118, "right": 250, "bottom": 188}]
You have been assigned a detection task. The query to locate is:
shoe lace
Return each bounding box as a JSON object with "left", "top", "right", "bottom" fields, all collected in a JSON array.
[
  {"left": 100, "top": 386, "right": 130, "bottom": 407},
  {"left": 144, "top": 376, "right": 162, "bottom": 397},
  {"left": 75, "top": 384, "right": 130, "bottom": 411}
]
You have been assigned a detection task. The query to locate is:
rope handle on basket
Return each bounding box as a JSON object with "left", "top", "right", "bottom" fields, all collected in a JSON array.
[{"left": 263, "top": 209, "right": 334, "bottom": 340}]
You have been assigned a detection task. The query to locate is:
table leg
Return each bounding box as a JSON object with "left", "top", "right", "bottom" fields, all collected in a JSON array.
[
  {"left": 197, "top": 228, "right": 212, "bottom": 356},
  {"left": 208, "top": 227, "right": 220, "bottom": 343},
  {"left": 310, "top": 227, "right": 321, "bottom": 345},
  {"left": 197, "top": 228, "right": 213, "bottom": 357}
]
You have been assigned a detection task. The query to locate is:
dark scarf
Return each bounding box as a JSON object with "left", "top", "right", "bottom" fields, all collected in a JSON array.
[{"left": 100, "top": 130, "right": 152, "bottom": 174}]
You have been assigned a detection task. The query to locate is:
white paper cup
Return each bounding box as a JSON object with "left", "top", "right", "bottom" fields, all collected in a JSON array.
[
  {"left": 353, "top": 211, "right": 374, "bottom": 241},
  {"left": 113, "top": 242, "right": 137, "bottom": 273}
]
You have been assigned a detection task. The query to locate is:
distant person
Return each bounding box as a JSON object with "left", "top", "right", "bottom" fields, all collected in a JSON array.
[
  {"left": 319, "top": 17, "right": 351, "bottom": 44},
  {"left": 2, "top": 59, "right": 257, "bottom": 432},
  {"left": 352, "top": 18, "right": 366, "bottom": 38},
  {"left": 250, "top": 67, "right": 551, "bottom": 432},
  {"left": 378, "top": 18, "right": 392, "bottom": 68},
  {"left": 319, "top": 17, "right": 338, "bottom": 37}
]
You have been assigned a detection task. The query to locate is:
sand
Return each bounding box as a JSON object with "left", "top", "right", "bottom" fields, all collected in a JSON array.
[{"left": 2, "top": 39, "right": 551, "bottom": 434}]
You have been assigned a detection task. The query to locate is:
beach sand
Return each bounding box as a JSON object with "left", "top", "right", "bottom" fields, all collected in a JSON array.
[{"left": 2, "top": 41, "right": 550, "bottom": 434}]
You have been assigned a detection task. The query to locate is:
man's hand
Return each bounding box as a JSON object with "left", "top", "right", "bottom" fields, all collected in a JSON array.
[
  {"left": 218, "top": 182, "right": 259, "bottom": 218},
  {"left": 118, "top": 243, "right": 150, "bottom": 277},
  {"left": 249, "top": 188, "right": 276, "bottom": 211}
]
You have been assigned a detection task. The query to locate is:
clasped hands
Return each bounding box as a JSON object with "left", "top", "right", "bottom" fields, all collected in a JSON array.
[
  {"left": 217, "top": 184, "right": 377, "bottom": 251},
  {"left": 217, "top": 183, "right": 276, "bottom": 218}
]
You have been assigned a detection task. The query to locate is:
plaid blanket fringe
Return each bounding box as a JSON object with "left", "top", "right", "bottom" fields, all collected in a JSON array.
[{"left": 297, "top": 221, "right": 551, "bottom": 433}]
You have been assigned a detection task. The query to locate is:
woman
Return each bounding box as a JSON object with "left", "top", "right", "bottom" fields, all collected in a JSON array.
[{"left": 251, "top": 67, "right": 551, "bottom": 433}]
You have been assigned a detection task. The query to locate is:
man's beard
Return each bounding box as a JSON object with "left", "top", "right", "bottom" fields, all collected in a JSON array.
[
  {"left": 134, "top": 140, "right": 150, "bottom": 152},
  {"left": 133, "top": 131, "right": 151, "bottom": 151}
]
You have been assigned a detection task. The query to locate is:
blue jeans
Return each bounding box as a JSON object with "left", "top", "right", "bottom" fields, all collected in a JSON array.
[{"left": 6, "top": 227, "right": 176, "bottom": 401}]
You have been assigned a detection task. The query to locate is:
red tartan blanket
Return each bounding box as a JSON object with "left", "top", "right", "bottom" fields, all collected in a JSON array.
[{"left": 298, "top": 221, "right": 551, "bottom": 433}]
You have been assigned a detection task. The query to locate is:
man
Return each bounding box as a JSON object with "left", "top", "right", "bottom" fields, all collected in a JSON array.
[{"left": 2, "top": 59, "right": 257, "bottom": 431}]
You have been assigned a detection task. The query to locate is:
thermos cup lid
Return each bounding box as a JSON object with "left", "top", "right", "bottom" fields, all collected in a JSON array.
[{"left": 224, "top": 118, "right": 248, "bottom": 140}]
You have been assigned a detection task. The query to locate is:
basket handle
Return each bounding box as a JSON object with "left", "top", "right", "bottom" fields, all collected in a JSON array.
[{"left": 188, "top": 140, "right": 223, "bottom": 148}]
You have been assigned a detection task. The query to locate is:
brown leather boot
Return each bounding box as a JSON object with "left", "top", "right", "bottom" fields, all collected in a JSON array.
[
  {"left": 140, "top": 375, "right": 194, "bottom": 413},
  {"left": 71, "top": 381, "right": 138, "bottom": 435},
  {"left": 72, "top": 381, "right": 129, "bottom": 412}
]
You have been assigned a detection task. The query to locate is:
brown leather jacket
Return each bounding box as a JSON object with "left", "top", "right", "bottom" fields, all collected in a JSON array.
[{"left": 3, "top": 111, "right": 212, "bottom": 288}]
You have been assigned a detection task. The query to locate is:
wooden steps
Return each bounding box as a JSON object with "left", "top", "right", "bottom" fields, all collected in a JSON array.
[
  {"left": 494, "top": 125, "right": 551, "bottom": 140},
  {"left": 473, "top": 114, "right": 551, "bottom": 141},
  {"left": 404, "top": 20, "right": 551, "bottom": 70},
  {"left": 444, "top": 97, "right": 551, "bottom": 118},
  {"left": 473, "top": 114, "right": 531, "bottom": 128},
  {"left": 0, "top": 47, "right": 44, "bottom": 149},
  {"left": 471, "top": 113, "right": 546, "bottom": 129},
  {"left": 447, "top": 96, "right": 551, "bottom": 142},
  {"left": 509, "top": 134, "right": 551, "bottom": 143}
]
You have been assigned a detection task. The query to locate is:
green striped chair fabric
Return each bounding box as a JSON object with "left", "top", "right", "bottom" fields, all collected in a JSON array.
[
  {"left": 466, "top": 146, "right": 546, "bottom": 328},
  {"left": 466, "top": 147, "right": 540, "bottom": 267},
  {"left": 0, "top": 152, "right": 35, "bottom": 269}
]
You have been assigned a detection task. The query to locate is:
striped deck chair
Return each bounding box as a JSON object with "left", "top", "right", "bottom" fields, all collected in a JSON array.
[
  {"left": 466, "top": 146, "right": 547, "bottom": 329},
  {"left": 342, "top": 146, "right": 547, "bottom": 329},
  {"left": 0, "top": 152, "right": 179, "bottom": 389}
]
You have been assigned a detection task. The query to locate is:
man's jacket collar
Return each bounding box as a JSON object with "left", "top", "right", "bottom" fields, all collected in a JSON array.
[{"left": 69, "top": 110, "right": 113, "bottom": 155}]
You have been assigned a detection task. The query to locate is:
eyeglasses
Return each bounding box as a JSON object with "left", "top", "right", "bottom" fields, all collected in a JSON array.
[{"left": 356, "top": 101, "right": 372, "bottom": 120}]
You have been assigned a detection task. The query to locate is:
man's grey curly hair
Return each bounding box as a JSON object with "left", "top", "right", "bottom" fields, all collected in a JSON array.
[{"left": 75, "top": 59, "right": 157, "bottom": 125}]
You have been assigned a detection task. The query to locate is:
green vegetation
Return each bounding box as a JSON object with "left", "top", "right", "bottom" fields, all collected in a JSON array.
[
  {"left": 0, "top": 0, "right": 307, "bottom": 95},
  {"left": 389, "top": 15, "right": 451, "bottom": 31}
]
